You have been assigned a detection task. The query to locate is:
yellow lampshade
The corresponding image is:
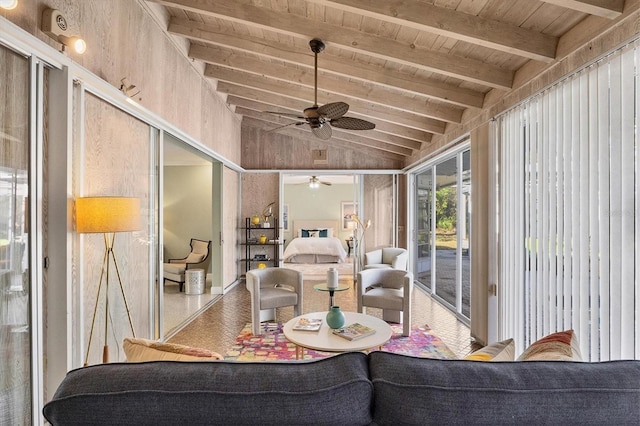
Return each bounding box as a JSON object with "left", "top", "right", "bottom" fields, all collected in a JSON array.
[{"left": 76, "top": 197, "right": 141, "bottom": 233}]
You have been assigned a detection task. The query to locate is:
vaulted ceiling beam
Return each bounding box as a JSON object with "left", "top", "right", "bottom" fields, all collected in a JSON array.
[
  {"left": 539, "top": 0, "right": 624, "bottom": 18},
  {"left": 153, "top": 0, "right": 513, "bottom": 88},
  {"left": 238, "top": 109, "right": 413, "bottom": 157},
  {"left": 195, "top": 48, "right": 463, "bottom": 124},
  {"left": 307, "top": 0, "right": 558, "bottom": 62},
  {"left": 213, "top": 75, "right": 447, "bottom": 134},
  {"left": 172, "top": 19, "right": 485, "bottom": 108},
  {"left": 231, "top": 98, "right": 424, "bottom": 150},
  {"left": 227, "top": 95, "right": 433, "bottom": 145}
]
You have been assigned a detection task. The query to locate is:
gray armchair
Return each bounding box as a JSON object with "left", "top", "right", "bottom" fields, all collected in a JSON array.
[
  {"left": 357, "top": 268, "right": 413, "bottom": 336},
  {"left": 163, "top": 239, "right": 212, "bottom": 292},
  {"left": 364, "top": 247, "right": 408, "bottom": 270},
  {"left": 246, "top": 267, "right": 303, "bottom": 335}
]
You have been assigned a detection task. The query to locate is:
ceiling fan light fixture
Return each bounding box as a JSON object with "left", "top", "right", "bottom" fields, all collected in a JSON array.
[{"left": 264, "top": 38, "right": 375, "bottom": 139}]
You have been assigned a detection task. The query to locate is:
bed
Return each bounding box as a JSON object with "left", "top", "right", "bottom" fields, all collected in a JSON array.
[{"left": 283, "top": 220, "right": 347, "bottom": 264}]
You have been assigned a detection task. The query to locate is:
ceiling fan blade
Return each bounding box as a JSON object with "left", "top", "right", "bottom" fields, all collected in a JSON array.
[
  {"left": 264, "top": 111, "right": 306, "bottom": 120},
  {"left": 330, "top": 116, "right": 376, "bottom": 130},
  {"left": 317, "top": 102, "right": 349, "bottom": 120},
  {"left": 320, "top": 181, "right": 332, "bottom": 186},
  {"left": 311, "top": 124, "right": 332, "bottom": 140}
]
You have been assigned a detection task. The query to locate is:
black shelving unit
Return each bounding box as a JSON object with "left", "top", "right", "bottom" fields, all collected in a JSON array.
[{"left": 240, "top": 217, "right": 280, "bottom": 273}]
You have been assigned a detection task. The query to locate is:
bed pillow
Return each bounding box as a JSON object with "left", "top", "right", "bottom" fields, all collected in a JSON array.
[
  {"left": 319, "top": 228, "right": 328, "bottom": 237},
  {"left": 464, "top": 338, "right": 515, "bottom": 361},
  {"left": 123, "top": 337, "right": 223, "bottom": 362},
  {"left": 517, "top": 330, "right": 582, "bottom": 361}
]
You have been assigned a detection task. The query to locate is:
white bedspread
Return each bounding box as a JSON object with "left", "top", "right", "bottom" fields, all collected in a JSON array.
[{"left": 283, "top": 237, "right": 347, "bottom": 262}]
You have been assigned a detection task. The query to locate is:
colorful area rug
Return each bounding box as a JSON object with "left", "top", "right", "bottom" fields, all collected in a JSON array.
[{"left": 224, "top": 322, "right": 457, "bottom": 361}]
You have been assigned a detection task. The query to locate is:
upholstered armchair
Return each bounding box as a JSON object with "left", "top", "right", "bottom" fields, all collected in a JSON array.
[
  {"left": 246, "top": 267, "right": 303, "bottom": 336},
  {"left": 163, "top": 238, "right": 212, "bottom": 292},
  {"left": 364, "top": 247, "right": 408, "bottom": 270},
  {"left": 357, "top": 268, "right": 413, "bottom": 336}
]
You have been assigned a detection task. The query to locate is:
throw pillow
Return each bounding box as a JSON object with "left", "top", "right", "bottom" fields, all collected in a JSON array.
[
  {"left": 319, "top": 228, "right": 328, "bottom": 237},
  {"left": 517, "top": 329, "right": 582, "bottom": 361},
  {"left": 464, "top": 338, "right": 515, "bottom": 361},
  {"left": 123, "top": 337, "right": 222, "bottom": 362}
]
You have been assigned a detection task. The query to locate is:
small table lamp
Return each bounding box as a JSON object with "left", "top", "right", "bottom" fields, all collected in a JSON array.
[{"left": 76, "top": 196, "right": 140, "bottom": 366}]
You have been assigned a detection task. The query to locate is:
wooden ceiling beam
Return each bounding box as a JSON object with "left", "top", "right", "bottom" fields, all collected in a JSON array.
[
  {"left": 232, "top": 98, "right": 424, "bottom": 150},
  {"left": 238, "top": 109, "right": 413, "bottom": 157},
  {"left": 227, "top": 95, "right": 433, "bottom": 145},
  {"left": 153, "top": 0, "right": 513, "bottom": 88},
  {"left": 172, "top": 20, "right": 485, "bottom": 108},
  {"left": 212, "top": 73, "right": 447, "bottom": 134},
  {"left": 307, "top": 0, "right": 558, "bottom": 62},
  {"left": 195, "top": 48, "right": 463, "bottom": 124},
  {"left": 539, "top": 0, "right": 624, "bottom": 18}
]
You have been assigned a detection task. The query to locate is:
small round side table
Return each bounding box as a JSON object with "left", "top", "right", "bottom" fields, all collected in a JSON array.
[{"left": 313, "top": 282, "right": 350, "bottom": 309}]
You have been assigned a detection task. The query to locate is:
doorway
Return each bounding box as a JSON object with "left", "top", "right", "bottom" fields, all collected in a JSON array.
[
  {"left": 413, "top": 147, "right": 471, "bottom": 320},
  {"left": 161, "top": 134, "right": 220, "bottom": 337}
]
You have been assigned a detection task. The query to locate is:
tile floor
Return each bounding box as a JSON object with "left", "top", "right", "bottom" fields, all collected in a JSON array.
[{"left": 168, "top": 271, "right": 481, "bottom": 358}]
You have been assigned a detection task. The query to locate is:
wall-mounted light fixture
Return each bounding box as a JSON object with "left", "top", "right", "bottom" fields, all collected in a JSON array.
[
  {"left": 42, "top": 8, "right": 86, "bottom": 54},
  {"left": 0, "top": 0, "right": 18, "bottom": 10},
  {"left": 120, "top": 78, "right": 141, "bottom": 98}
]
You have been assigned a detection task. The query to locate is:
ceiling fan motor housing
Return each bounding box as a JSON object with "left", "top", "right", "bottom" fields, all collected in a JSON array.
[{"left": 309, "top": 38, "right": 325, "bottom": 54}]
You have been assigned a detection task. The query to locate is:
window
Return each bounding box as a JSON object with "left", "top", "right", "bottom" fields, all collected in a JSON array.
[{"left": 497, "top": 38, "right": 640, "bottom": 361}]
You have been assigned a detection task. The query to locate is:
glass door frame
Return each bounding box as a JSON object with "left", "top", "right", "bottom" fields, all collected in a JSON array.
[{"left": 408, "top": 140, "right": 471, "bottom": 322}]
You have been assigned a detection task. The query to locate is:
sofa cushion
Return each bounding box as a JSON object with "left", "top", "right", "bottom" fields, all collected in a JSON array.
[
  {"left": 369, "top": 351, "right": 640, "bottom": 425},
  {"left": 517, "top": 329, "right": 582, "bottom": 361},
  {"left": 123, "top": 337, "right": 222, "bottom": 362},
  {"left": 43, "top": 352, "right": 373, "bottom": 426},
  {"left": 464, "top": 338, "right": 514, "bottom": 361}
]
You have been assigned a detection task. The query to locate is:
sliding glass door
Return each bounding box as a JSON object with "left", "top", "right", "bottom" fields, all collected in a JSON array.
[
  {"left": 0, "top": 44, "right": 32, "bottom": 424},
  {"left": 413, "top": 147, "right": 471, "bottom": 320}
]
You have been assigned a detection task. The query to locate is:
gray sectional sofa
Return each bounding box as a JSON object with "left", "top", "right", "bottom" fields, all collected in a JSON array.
[{"left": 43, "top": 351, "right": 640, "bottom": 425}]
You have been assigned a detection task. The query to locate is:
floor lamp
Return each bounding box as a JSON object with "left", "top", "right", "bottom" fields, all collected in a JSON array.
[{"left": 76, "top": 196, "right": 141, "bottom": 366}]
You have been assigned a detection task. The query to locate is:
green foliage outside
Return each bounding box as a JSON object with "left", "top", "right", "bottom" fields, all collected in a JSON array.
[{"left": 435, "top": 186, "right": 457, "bottom": 231}]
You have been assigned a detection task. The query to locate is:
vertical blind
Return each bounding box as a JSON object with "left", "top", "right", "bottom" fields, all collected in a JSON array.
[{"left": 497, "top": 38, "right": 639, "bottom": 361}]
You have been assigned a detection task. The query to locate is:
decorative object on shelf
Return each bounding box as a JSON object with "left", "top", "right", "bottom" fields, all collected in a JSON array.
[
  {"left": 75, "top": 196, "right": 140, "bottom": 366},
  {"left": 327, "top": 267, "right": 338, "bottom": 289},
  {"left": 326, "top": 305, "right": 345, "bottom": 329},
  {"left": 251, "top": 215, "right": 261, "bottom": 226},
  {"left": 243, "top": 217, "right": 280, "bottom": 274},
  {"left": 262, "top": 202, "right": 275, "bottom": 227},
  {"left": 257, "top": 263, "right": 266, "bottom": 269}
]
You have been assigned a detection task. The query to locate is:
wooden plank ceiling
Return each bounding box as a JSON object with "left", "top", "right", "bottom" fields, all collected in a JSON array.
[{"left": 147, "top": 0, "right": 624, "bottom": 158}]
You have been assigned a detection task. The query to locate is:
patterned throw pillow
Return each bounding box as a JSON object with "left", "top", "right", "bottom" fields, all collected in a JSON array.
[
  {"left": 464, "top": 338, "right": 515, "bottom": 361},
  {"left": 517, "top": 330, "right": 582, "bottom": 361},
  {"left": 123, "top": 337, "right": 222, "bottom": 362}
]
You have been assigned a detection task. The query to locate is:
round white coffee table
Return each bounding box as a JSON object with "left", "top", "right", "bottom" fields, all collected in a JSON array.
[{"left": 283, "top": 311, "right": 393, "bottom": 359}]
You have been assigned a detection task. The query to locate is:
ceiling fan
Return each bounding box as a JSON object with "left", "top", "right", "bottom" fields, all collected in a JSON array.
[
  {"left": 266, "top": 39, "right": 376, "bottom": 140},
  {"left": 306, "top": 176, "right": 332, "bottom": 188}
]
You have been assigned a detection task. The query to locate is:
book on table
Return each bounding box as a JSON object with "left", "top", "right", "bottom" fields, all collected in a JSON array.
[
  {"left": 332, "top": 323, "right": 376, "bottom": 341},
  {"left": 292, "top": 317, "right": 323, "bottom": 332}
]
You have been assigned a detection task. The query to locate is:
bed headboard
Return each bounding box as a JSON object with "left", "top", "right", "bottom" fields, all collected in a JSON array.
[{"left": 293, "top": 220, "right": 339, "bottom": 236}]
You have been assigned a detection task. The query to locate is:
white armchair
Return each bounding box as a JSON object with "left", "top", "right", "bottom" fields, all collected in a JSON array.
[
  {"left": 163, "top": 238, "right": 212, "bottom": 292},
  {"left": 246, "top": 267, "right": 303, "bottom": 335},
  {"left": 357, "top": 268, "right": 413, "bottom": 336},
  {"left": 364, "top": 247, "right": 408, "bottom": 270}
]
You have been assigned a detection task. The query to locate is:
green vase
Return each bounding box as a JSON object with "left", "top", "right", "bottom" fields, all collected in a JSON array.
[{"left": 326, "top": 306, "right": 345, "bottom": 329}]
